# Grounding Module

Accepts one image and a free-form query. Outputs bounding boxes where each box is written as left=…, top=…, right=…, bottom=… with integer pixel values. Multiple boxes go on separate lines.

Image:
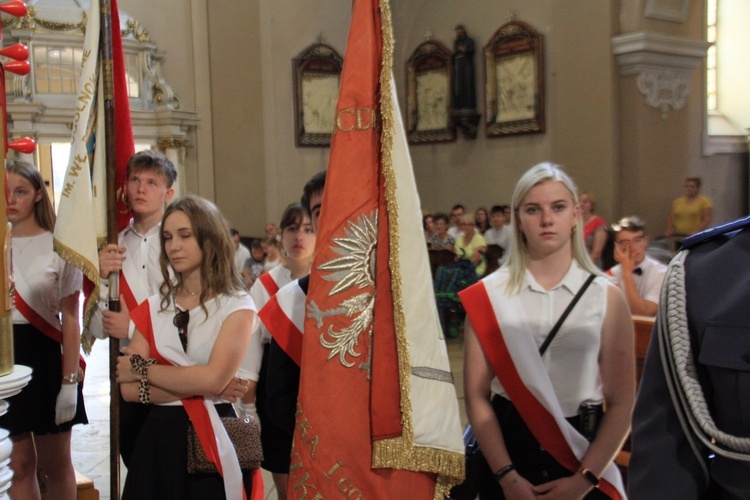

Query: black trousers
left=477, top=397, right=608, bottom=499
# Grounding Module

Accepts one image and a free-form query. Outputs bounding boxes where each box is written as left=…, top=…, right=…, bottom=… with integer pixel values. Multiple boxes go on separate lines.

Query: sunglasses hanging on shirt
left=172, top=294, right=190, bottom=352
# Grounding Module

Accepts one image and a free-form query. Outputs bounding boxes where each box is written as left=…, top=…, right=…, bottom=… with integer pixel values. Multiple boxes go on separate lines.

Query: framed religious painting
left=293, top=43, right=343, bottom=147
left=405, top=40, right=456, bottom=144
left=484, top=21, right=545, bottom=137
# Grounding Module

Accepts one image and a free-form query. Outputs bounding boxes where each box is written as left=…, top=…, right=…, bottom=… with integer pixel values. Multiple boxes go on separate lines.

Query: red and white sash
left=130, top=297, right=262, bottom=500
left=257, top=272, right=280, bottom=297
left=459, top=278, right=625, bottom=499
left=258, top=278, right=306, bottom=366
left=14, top=266, right=86, bottom=374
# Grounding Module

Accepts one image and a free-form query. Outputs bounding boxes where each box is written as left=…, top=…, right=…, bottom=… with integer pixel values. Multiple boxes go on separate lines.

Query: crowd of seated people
left=425, top=177, right=715, bottom=320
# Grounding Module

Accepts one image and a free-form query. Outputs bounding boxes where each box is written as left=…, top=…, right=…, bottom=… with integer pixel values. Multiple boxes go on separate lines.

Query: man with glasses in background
left=608, top=216, right=666, bottom=316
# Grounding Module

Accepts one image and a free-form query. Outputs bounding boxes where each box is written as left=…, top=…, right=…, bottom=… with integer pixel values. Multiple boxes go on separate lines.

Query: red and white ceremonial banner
left=289, top=0, right=464, bottom=498
left=54, top=0, right=133, bottom=346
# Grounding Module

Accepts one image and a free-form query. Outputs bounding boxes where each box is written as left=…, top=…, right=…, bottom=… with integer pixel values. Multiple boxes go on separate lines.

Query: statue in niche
left=452, top=24, right=476, bottom=111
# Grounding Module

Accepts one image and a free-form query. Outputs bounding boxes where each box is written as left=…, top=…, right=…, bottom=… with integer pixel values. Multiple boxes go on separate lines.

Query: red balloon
left=0, top=1, right=27, bottom=18
left=8, top=137, right=36, bottom=154
left=0, top=44, right=28, bottom=61
left=4, top=60, right=30, bottom=76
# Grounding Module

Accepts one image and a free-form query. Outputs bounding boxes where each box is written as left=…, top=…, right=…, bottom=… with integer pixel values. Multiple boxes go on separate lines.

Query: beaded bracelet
left=130, top=354, right=157, bottom=377
left=138, top=377, right=151, bottom=405
left=493, top=464, right=516, bottom=483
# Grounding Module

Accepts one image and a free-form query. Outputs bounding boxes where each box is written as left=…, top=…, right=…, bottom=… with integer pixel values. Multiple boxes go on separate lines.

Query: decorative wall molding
left=612, top=32, right=710, bottom=75
left=613, top=32, right=710, bottom=118
left=636, top=70, right=689, bottom=118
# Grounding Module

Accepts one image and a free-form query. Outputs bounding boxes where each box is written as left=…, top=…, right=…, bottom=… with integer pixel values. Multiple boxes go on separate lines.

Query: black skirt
left=476, top=396, right=609, bottom=499
left=0, top=324, right=87, bottom=436
left=259, top=339, right=299, bottom=474
left=122, top=404, right=254, bottom=500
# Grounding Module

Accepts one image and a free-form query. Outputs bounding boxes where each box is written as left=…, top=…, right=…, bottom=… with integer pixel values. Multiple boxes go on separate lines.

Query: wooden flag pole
left=99, top=0, right=121, bottom=498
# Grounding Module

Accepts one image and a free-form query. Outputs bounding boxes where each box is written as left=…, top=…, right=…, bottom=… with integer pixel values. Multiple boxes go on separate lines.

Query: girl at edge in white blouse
left=242, top=202, right=316, bottom=500
left=3, top=161, right=83, bottom=500
left=463, top=163, right=635, bottom=499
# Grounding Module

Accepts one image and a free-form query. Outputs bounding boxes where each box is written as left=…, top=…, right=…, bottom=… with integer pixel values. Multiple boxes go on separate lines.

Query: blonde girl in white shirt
left=463, top=163, right=634, bottom=500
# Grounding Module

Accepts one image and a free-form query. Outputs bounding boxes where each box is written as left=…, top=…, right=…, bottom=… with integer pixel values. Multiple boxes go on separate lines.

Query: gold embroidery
left=293, top=403, right=363, bottom=497
left=335, top=106, right=378, bottom=133
left=297, top=417, right=320, bottom=457
left=336, top=477, right=362, bottom=498
left=292, top=471, right=322, bottom=500
left=323, top=459, right=343, bottom=479
left=307, top=211, right=377, bottom=368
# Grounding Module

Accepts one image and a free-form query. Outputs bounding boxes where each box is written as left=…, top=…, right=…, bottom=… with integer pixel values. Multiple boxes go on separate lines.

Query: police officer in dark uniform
left=629, top=215, right=750, bottom=499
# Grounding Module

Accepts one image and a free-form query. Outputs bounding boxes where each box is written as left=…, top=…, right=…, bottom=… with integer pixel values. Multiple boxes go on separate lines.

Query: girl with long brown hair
left=117, top=195, right=260, bottom=499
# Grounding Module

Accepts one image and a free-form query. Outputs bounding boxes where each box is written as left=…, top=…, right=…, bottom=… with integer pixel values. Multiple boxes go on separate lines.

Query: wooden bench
left=75, top=470, right=99, bottom=500
left=616, top=315, right=655, bottom=475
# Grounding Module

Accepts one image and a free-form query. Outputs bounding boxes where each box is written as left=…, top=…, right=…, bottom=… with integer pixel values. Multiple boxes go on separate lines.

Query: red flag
left=289, top=1, right=464, bottom=497
left=110, top=0, right=134, bottom=232
left=53, top=0, right=133, bottom=345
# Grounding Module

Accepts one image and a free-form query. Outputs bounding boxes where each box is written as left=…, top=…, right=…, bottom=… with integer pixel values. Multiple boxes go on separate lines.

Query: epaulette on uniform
left=680, top=214, right=750, bottom=250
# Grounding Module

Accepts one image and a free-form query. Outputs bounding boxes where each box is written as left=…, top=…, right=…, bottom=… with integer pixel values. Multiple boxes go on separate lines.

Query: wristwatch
left=580, top=468, right=600, bottom=487
left=62, top=372, right=78, bottom=384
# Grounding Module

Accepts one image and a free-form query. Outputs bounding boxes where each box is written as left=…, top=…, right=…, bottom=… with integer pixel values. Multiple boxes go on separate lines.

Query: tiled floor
left=72, top=333, right=467, bottom=499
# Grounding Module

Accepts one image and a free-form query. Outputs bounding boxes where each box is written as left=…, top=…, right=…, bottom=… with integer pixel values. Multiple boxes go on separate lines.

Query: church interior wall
left=205, top=0, right=267, bottom=235
left=112, top=0, right=746, bottom=236
left=255, top=0, right=350, bottom=233
left=391, top=0, right=620, bottom=222
left=616, top=0, right=747, bottom=232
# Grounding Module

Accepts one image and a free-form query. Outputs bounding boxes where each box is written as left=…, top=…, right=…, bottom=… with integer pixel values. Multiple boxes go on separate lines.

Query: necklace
left=13, top=235, right=38, bottom=255
left=181, top=286, right=201, bottom=297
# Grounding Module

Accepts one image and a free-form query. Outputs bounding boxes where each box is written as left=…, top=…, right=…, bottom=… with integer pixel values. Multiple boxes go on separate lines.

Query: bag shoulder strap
left=538, top=273, right=596, bottom=356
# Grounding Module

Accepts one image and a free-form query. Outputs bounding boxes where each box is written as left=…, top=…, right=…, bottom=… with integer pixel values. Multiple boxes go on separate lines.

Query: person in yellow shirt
left=666, top=177, right=712, bottom=243
left=455, top=214, right=487, bottom=275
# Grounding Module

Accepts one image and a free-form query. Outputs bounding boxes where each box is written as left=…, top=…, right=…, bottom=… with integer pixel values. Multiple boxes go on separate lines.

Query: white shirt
left=245, top=265, right=292, bottom=381
left=12, top=232, right=82, bottom=324
left=91, top=221, right=164, bottom=342
left=488, top=263, right=607, bottom=416
left=484, top=225, right=511, bottom=266
left=263, top=257, right=281, bottom=273
left=609, top=255, right=667, bottom=306
left=234, top=243, right=251, bottom=274
left=142, top=292, right=258, bottom=406
left=447, top=225, right=463, bottom=240
left=484, top=225, right=510, bottom=250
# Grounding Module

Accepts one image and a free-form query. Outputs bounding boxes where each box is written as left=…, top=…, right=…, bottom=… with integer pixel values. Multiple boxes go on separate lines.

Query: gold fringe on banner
left=373, top=434, right=466, bottom=498
left=54, top=239, right=100, bottom=354
left=374, top=0, right=464, bottom=497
